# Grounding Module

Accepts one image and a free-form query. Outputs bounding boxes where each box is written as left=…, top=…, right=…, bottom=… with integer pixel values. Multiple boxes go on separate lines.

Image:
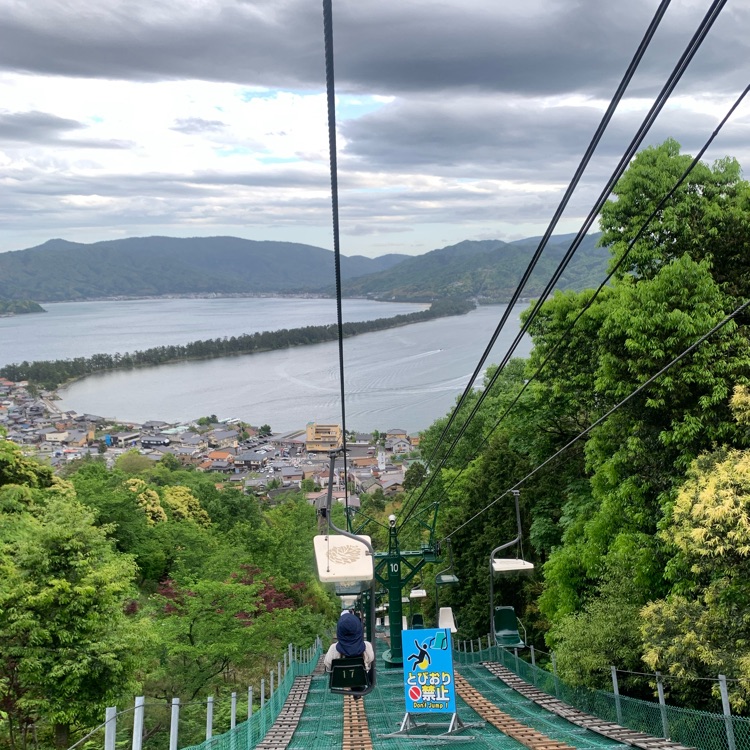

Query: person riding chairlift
left=324, top=610, right=374, bottom=673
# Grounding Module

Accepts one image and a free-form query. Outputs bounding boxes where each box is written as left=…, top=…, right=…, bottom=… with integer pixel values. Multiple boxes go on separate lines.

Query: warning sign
left=401, top=628, right=456, bottom=714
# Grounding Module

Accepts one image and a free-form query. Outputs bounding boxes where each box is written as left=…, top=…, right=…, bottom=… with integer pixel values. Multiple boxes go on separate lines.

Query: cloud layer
left=0, top=0, right=748, bottom=256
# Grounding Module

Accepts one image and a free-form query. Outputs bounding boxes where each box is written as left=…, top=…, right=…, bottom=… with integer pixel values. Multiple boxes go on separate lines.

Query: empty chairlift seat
left=438, top=606, right=457, bottom=633
left=411, top=613, right=425, bottom=629
left=494, top=605, right=524, bottom=648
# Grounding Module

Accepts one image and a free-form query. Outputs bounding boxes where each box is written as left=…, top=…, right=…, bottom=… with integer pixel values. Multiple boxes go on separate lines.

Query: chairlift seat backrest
left=438, top=606, right=457, bottom=633
left=412, top=613, right=424, bottom=629
left=314, top=534, right=373, bottom=583
left=494, top=605, right=524, bottom=648
left=329, top=656, right=369, bottom=694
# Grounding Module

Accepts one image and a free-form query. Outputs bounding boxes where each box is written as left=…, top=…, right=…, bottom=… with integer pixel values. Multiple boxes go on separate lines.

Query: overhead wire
left=434, top=82, right=750, bottom=504
left=322, top=0, right=350, bottom=509
left=442, top=296, right=750, bottom=542
left=400, top=0, right=729, bottom=530
left=418, top=0, right=674, bottom=478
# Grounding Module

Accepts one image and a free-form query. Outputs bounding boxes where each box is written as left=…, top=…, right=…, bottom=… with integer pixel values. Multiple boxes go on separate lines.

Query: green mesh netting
left=180, top=642, right=748, bottom=750
left=180, top=646, right=322, bottom=750
left=455, top=645, right=750, bottom=750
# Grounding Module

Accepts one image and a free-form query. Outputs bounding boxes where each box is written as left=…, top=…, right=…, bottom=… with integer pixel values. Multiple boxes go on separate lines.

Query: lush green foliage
left=0, top=440, right=336, bottom=749
left=419, top=140, right=750, bottom=711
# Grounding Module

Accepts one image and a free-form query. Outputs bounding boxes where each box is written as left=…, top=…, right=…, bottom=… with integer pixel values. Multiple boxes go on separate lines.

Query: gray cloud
left=171, top=118, right=227, bottom=134
left=0, top=1, right=746, bottom=97
left=0, top=1, right=748, bottom=255
left=0, top=110, right=84, bottom=141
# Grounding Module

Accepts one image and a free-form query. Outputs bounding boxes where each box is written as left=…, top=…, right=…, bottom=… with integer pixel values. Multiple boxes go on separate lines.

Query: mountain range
left=0, top=233, right=609, bottom=303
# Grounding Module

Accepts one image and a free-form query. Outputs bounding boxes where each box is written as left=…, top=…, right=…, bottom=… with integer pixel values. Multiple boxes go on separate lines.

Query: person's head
left=336, top=611, right=365, bottom=657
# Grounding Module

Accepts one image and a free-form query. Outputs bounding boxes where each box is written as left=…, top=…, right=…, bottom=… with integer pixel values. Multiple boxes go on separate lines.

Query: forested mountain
left=0, top=232, right=607, bottom=303
left=338, top=233, right=608, bottom=301
left=0, top=236, right=407, bottom=301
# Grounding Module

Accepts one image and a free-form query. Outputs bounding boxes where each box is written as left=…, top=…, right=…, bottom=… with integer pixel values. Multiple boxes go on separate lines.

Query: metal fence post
left=655, top=672, right=670, bottom=739
left=132, top=697, right=145, bottom=750
left=278, top=661, right=282, bottom=690
left=719, top=675, right=737, bottom=750
left=206, top=696, right=214, bottom=741
left=514, top=648, right=519, bottom=674
left=530, top=646, right=536, bottom=686
left=231, top=692, right=237, bottom=730
left=248, top=686, right=253, bottom=750
left=470, top=639, right=474, bottom=654
left=105, top=707, right=116, bottom=750
left=169, top=698, right=180, bottom=750
left=551, top=652, right=559, bottom=698
left=611, top=667, right=623, bottom=725
left=260, top=678, right=265, bottom=736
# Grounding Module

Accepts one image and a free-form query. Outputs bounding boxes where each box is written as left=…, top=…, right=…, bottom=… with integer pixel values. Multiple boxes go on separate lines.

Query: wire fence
left=80, top=640, right=323, bottom=750
left=454, top=641, right=749, bottom=750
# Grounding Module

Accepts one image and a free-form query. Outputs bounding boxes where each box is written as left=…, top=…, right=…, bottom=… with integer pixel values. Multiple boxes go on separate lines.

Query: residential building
left=305, top=422, right=342, bottom=453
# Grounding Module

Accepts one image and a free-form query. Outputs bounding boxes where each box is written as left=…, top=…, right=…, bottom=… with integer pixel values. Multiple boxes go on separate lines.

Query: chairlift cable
left=322, top=0, right=350, bottom=510
left=400, top=0, right=729, bottom=530
left=418, top=0, right=675, bottom=479
left=433, top=82, right=750, bottom=506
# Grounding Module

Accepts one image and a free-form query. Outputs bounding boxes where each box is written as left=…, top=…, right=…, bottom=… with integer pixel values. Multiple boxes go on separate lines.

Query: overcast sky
left=0, top=0, right=748, bottom=257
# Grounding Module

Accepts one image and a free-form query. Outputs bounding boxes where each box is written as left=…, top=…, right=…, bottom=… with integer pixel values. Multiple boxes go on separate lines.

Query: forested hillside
left=0, top=299, right=45, bottom=315
left=0, top=232, right=608, bottom=304
left=0, top=439, right=336, bottom=750
left=416, top=139, right=750, bottom=711
left=0, top=236, right=407, bottom=301
left=339, top=233, right=608, bottom=301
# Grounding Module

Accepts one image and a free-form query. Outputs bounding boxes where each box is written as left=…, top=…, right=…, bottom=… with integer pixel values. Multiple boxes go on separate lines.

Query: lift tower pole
left=371, top=507, right=439, bottom=668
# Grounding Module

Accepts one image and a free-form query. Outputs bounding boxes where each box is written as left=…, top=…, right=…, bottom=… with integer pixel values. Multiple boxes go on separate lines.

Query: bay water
left=0, top=298, right=531, bottom=433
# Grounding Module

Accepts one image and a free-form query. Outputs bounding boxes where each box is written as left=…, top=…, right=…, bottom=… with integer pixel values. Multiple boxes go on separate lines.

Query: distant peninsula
left=0, top=299, right=46, bottom=316
left=0, top=298, right=474, bottom=390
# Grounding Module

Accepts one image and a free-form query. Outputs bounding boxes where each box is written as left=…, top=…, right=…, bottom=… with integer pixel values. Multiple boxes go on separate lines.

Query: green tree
left=641, top=407, right=750, bottom=711
left=0, top=483, right=142, bottom=748
left=115, top=449, right=154, bottom=474
left=403, top=461, right=427, bottom=491
left=0, top=439, right=54, bottom=490
left=159, top=453, right=181, bottom=470
left=600, top=138, right=750, bottom=297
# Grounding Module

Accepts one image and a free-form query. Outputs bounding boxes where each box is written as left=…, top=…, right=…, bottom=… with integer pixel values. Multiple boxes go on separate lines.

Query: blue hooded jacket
left=335, top=612, right=365, bottom=657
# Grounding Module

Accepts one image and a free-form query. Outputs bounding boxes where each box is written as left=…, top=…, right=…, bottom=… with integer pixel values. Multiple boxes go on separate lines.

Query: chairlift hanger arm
left=373, top=554, right=426, bottom=588
left=490, top=489, right=524, bottom=561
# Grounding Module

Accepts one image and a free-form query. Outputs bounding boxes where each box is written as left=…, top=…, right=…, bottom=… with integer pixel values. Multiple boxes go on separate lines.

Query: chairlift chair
left=329, top=657, right=371, bottom=696
left=489, top=490, right=534, bottom=646
left=435, top=539, right=460, bottom=623
left=315, top=452, right=377, bottom=697
left=493, top=606, right=524, bottom=648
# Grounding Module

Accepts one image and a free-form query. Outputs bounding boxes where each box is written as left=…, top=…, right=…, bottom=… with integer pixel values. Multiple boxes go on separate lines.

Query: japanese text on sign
left=401, top=628, right=456, bottom=713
